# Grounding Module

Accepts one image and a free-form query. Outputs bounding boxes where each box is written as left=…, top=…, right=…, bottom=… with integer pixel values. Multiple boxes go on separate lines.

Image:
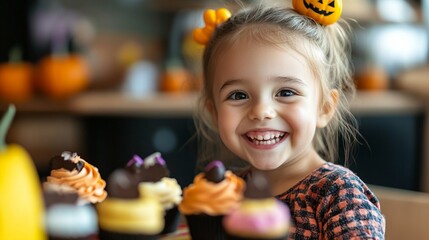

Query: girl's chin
left=247, top=160, right=285, bottom=171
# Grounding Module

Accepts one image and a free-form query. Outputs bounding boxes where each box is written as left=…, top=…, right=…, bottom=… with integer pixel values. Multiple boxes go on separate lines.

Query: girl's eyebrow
left=275, top=76, right=307, bottom=86
left=219, top=79, right=243, bottom=92
left=219, top=76, right=307, bottom=92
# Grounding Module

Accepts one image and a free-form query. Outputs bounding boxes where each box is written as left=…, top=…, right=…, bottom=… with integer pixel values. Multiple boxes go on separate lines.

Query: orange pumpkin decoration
left=160, top=67, right=192, bottom=92
left=0, top=48, right=34, bottom=103
left=37, top=54, right=89, bottom=100
left=0, top=62, right=34, bottom=103
left=354, top=67, right=389, bottom=91
left=292, top=0, right=342, bottom=25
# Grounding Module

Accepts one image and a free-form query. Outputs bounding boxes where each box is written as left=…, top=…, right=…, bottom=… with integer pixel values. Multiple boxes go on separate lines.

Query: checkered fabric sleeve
left=277, top=162, right=385, bottom=240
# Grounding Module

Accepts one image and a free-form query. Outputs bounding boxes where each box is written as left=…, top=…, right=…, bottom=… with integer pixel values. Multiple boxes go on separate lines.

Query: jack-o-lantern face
left=292, top=0, right=342, bottom=25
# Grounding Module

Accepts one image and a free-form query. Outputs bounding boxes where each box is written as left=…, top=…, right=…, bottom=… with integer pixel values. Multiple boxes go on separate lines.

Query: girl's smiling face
left=211, top=39, right=328, bottom=170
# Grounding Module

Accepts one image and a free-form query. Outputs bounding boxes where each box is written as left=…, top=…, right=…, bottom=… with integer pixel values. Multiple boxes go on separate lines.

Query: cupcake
left=96, top=166, right=164, bottom=240
left=179, top=160, right=245, bottom=240
left=43, top=183, right=98, bottom=240
left=134, top=153, right=183, bottom=234
left=223, top=172, right=291, bottom=240
left=44, top=151, right=107, bottom=205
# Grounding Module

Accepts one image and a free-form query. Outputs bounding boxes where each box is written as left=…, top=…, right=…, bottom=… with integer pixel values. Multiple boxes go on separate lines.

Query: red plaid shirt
left=276, top=162, right=385, bottom=239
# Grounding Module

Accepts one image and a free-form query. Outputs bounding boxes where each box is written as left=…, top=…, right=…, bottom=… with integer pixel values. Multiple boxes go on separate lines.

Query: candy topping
left=107, top=169, right=140, bottom=199
left=143, top=152, right=162, bottom=168
left=126, top=154, right=144, bottom=168
left=155, top=154, right=166, bottom=166
left=204, top=160, right=226, bottom=183
left=50, top=152, right=84, bottom=172
left=124, top=152, right=170, bottom=182
left=61, top=151, right=77, bottom=161
left=126, top=154, right=144, bottom=174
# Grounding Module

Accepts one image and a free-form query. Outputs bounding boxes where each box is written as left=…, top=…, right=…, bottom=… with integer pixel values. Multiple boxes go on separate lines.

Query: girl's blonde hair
left=194, top=5, right=358, bottom=170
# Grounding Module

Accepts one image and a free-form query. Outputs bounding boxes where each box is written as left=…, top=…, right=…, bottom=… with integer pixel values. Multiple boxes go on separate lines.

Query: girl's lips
left=244, top=130, right=288, bottom=147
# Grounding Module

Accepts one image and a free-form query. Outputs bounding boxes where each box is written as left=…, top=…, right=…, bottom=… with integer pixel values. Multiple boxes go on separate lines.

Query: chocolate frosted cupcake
left=44, top=151, right=107, bottom=205
left=43, top=183, right=98, bottom=240
left=135, top=152, right=183, bottom=235
left=96, top=166, right=164, bottom=240
left=179, top=160, right=245, bottom=240
left=223, top=172, right=291, bottom=240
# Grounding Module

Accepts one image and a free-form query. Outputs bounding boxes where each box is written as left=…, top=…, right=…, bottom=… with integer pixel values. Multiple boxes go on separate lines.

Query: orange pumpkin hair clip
left=193, top=8, right=232, bottom=45
left=292, top=0, right=342, bottom=25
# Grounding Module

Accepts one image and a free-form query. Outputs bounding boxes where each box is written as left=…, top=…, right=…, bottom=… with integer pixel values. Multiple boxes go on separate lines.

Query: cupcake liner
left=185, top=214, right=226, bottom=240
left=161, top=206, right=181, bottom=234
left=226, top=233, right=288, bottom=240
left=49, top=235, right=97, bottom=240
left=98, top=229, right=158, bottom=240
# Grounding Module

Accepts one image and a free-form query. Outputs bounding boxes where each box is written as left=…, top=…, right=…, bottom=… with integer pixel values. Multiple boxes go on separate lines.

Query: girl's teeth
left=253, top=137, right=282, bottom=145
left=246, top=132, right=286, bottom=145
left=263, top=134, right=271, bottom=140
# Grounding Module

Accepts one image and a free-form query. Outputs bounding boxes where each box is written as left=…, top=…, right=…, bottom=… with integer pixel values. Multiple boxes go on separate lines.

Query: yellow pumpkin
left=292, top=0, right=342, bottom=25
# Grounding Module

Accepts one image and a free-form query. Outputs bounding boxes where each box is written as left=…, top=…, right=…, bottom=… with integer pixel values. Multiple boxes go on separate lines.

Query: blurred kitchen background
left=1, top=0, right=429, bottom=192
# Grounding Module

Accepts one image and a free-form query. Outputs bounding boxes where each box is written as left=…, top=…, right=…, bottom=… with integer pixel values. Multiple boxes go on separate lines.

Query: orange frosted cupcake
left=179, top=160, right=245, bottom=240
left=44, top=151, right=107, bottom=205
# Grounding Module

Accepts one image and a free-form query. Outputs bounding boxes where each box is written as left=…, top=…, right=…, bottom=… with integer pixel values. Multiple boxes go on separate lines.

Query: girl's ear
left=317, top=89, right=339, bottom=128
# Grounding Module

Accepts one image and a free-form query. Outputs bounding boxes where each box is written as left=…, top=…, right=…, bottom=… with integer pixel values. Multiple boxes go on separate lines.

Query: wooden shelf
left=351, top=90, right=423, bottom=115
left=1, top=90, right=423, bottom=117
left=69, top=91, right=199, bottom=117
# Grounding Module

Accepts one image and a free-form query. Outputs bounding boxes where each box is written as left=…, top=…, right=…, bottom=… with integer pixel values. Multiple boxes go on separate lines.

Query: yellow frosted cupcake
left=135, top=152, right=182, bottom=234
left=96, top=167, right=164, bottom=240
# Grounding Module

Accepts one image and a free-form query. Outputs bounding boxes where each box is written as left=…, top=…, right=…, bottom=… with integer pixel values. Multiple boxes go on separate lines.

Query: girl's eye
left=276, top=89, right=296, bottom=97
left=227, top=91, right=248, bottom=100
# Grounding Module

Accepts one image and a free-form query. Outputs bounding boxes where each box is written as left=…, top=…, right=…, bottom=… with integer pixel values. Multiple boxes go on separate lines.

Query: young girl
left=193, top=2, right=385, bottom=239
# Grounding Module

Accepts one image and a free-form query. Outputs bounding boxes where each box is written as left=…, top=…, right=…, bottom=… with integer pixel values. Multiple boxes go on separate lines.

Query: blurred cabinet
left=83, top=116, right=197, bottom=188
left=341, top=114, right=423, bottom=191
left=341, top=91, right=424, bottom=191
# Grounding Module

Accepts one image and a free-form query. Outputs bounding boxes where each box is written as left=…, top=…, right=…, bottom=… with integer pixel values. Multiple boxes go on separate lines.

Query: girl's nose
left=248, top=100, right=277, bottom=121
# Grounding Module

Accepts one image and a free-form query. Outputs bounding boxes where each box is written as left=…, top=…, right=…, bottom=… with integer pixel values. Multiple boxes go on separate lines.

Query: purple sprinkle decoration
left=155, top=155, right=166, bottom=166
left=205, top=160, right=224, bottom=172
left=126, top=154, right=144, bottom=167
